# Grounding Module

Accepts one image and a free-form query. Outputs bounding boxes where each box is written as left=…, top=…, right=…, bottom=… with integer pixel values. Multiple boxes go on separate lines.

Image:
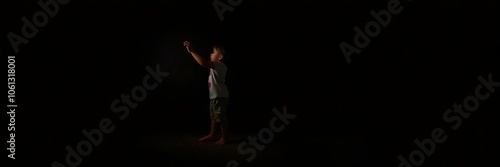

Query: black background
left=2, top=0, right=499, bottom=166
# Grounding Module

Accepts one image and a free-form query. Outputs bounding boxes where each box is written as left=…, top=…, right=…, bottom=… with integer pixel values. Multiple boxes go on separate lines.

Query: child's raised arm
left=183, top=41, right=214, bottom=69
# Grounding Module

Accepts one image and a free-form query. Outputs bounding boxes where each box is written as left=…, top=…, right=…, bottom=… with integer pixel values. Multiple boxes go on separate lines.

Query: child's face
left=210, top=47, right=223, bottom=62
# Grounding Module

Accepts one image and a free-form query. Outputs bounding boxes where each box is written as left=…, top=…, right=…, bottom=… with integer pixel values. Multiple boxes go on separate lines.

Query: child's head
left=210, top=43, right=227, bottom=62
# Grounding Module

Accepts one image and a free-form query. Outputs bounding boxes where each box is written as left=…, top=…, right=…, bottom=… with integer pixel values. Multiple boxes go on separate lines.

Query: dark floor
left=84, top=132, right=373, bottom=167
left=76, top=116, right=498, bottom=167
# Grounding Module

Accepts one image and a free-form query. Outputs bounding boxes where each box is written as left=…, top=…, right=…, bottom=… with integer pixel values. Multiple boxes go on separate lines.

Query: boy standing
left=183, top=41, right=229, bottom=145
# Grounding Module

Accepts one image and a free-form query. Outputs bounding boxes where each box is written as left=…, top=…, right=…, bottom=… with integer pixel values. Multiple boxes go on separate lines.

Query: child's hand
left=183, top=41, right=194, bottom=53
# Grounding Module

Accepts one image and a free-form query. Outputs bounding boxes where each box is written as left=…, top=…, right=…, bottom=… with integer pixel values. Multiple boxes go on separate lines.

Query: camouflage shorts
left=209, top=98, right=228, bottom=123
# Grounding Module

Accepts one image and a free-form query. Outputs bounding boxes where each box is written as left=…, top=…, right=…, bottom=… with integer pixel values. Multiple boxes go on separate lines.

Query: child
left=183, top=40, right=229, bottom=145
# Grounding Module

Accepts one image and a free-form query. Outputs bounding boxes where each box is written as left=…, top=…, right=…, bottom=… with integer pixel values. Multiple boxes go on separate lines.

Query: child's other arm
left=183, top=41, right=214, bottom=69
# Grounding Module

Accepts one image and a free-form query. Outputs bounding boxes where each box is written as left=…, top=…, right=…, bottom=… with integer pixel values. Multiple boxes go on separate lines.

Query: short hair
left=212, top=42, right=228, bottom=59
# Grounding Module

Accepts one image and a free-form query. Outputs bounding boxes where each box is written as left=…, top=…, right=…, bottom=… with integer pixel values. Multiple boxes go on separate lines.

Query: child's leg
left=199, top=99, right=219, bottom=142
left=215, top=122, right=227, bottom=145
left=198, top=120, right=216, bottom=142
left=215, top=98, right=229, bottom=145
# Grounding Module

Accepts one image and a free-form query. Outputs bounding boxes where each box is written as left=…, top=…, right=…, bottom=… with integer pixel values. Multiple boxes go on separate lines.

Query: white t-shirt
left=209, top=61, right=229, bottom=99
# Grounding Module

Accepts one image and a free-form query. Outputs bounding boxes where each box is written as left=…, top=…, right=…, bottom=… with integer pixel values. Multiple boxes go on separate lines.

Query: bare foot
left=198, top=134, right=215, bottom=142
left=215, top=138, right=226, bottom=145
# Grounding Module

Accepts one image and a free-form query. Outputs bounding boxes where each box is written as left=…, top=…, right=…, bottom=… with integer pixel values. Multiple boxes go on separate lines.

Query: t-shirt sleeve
left=212, top=61, right=227, bottom=72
